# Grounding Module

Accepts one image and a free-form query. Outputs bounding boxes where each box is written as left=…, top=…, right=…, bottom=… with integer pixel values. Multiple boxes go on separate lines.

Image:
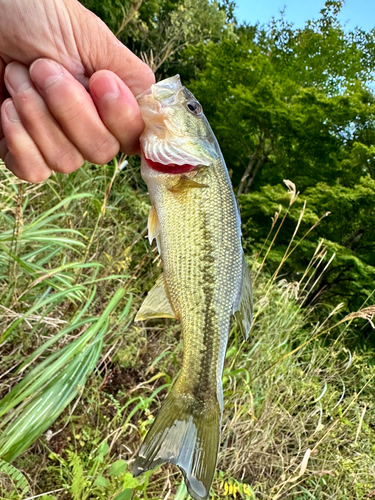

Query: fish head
left=137, top=75, right=218, bottom=173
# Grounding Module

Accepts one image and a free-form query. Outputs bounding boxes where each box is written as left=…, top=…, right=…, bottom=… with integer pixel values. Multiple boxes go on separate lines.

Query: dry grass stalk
left=255, top=205, right=282, bottom=262
left=283, top=179, right=299, bottom=206
left=343, top=305, right=375, bottom=328
left=255, top=179, right=298, bottom=280
left=279, top=279, right=300, bottom=300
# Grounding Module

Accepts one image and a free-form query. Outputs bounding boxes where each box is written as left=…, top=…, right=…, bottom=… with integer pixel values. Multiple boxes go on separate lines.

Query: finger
left=4, top=62, right=85, bottom=174
left=30, top=58, right=120, bottom=165
left=72, top=1, right=155, bottom=96
left=89, top=70, right=144, bottom=156
left=0, top=57, right=7, bottom=140
left=0, top=136, right=8, bottom=161
left=1, top=99, right=51, bottom=182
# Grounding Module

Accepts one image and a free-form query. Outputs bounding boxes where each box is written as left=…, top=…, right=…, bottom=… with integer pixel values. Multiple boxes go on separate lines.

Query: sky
left=234, top=0, right=375, bottom=32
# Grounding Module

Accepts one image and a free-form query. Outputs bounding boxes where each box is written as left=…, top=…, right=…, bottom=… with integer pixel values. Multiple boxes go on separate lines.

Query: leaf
left=94, top=475, right=109, bottom=487
left=113, top=489, right=133, bottom=500
left=122, top=472, right=140, bottom=489
left=108, top=459, right=128, bottom=477
left=0, top=289, right=127, bottom=461
left=0, top=458, right=30, bottom=495
left=97, top=441, right=110, bottom=456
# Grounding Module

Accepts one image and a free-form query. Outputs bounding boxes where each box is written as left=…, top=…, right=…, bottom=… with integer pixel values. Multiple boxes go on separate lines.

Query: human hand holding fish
left=0, top=0, right=154, bottom=183
left=133, top=76, right=253, bottom=500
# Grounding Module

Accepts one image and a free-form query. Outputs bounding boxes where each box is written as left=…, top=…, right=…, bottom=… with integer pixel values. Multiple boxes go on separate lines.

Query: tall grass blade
left=0, top=288, right=126, bottom=462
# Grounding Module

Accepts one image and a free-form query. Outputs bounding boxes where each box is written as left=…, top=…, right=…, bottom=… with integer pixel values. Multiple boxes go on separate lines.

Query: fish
left=132, top=75, right=253, bottom=500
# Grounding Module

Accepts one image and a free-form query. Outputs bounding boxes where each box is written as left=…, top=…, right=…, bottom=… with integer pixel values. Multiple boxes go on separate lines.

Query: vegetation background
left=0, top=0, right=374, bottom=499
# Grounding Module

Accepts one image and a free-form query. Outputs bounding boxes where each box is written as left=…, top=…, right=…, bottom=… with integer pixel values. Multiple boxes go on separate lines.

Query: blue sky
left=234, top=0, right=375, bottom=31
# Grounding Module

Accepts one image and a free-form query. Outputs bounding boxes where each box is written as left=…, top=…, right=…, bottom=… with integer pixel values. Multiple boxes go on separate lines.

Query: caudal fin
left=133, top=389, right=221, bottom=500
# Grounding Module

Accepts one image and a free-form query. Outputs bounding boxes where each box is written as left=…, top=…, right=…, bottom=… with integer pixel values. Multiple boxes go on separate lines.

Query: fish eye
left=186, top=100, right=202, bottom=116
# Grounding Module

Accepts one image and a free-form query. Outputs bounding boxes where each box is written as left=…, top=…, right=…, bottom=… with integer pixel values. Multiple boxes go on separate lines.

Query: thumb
left=70, top=0, right=155, bottom=96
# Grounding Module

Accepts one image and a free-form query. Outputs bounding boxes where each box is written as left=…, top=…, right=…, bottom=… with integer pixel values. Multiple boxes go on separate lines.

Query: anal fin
left=232, top=253, right=253, bottom=339
left=135, top=274, right=176, bottom=321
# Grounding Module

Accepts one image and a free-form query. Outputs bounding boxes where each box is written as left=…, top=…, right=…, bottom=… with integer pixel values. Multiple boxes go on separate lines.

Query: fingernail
left=30, top=59, right=63, bottom=89
left=5, top=63, right=31, bottom=93
left=91, top=75, right=120, bottom=101
left=5, top=101, right=20, bottom=122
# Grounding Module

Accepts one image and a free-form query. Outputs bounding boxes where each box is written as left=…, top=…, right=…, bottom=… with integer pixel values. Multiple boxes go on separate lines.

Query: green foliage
left=0, top=459, right=30, bottom=497
left=80, top=0, right=129, bottom=33
left=240, top=177, right=375, bottom=314
left=80, top=0, right=233, bottom=73
left=0, top=289, right=129, bottom=462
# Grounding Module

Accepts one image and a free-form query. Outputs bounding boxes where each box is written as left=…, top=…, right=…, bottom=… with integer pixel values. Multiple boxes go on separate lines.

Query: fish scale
left=148, top=160, right=240, bottom=397
left=133, top=75, right=253, bottom=500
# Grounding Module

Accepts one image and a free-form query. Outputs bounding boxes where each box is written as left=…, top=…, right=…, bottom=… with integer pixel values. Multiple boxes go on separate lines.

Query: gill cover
left=137, top=75, right=218, bottom=168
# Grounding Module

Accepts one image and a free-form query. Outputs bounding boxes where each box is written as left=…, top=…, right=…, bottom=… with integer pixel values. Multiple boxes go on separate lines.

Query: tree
left=183, top=2, right=375, bottom=314
left=80, top=0, right=234, bottom=74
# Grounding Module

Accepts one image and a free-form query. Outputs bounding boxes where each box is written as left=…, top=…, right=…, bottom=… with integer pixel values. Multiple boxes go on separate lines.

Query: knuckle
left=86, top=135, right=119, bottom=165
left=9, top=149, right=51, bottom=183
left=48, top=95, right=83, bottom=125
left=48, top=148, right=85, bottom=174
left=14, top=162, right=51, bottom=183
left=40, top=143, right=84, bottom=175
left=58, top=96, right=88, bottom=124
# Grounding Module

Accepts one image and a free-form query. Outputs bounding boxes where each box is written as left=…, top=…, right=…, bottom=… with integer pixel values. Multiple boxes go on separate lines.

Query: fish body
left=133, top=76, right=253, bottom=500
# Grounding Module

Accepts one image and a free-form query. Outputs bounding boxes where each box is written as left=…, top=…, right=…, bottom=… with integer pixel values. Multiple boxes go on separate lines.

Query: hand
left=0, top=0, right=155, bottom=182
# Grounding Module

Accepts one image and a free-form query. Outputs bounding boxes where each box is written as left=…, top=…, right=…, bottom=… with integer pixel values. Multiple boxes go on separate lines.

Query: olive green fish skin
left=142, top=155, right=242, bottom=409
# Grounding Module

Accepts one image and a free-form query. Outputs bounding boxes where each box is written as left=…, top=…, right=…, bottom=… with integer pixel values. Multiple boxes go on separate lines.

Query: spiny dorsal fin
left=232, top=253, right=253, bottom=339
left=169, top=175, right=208, bottom=193
left=135, top=274, right=176, bottom=321
left=147, top=205, right=160, bottom=245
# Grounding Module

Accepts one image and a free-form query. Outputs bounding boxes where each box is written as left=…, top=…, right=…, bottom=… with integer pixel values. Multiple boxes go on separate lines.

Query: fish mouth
left=144, top=155, right=198, bottom=174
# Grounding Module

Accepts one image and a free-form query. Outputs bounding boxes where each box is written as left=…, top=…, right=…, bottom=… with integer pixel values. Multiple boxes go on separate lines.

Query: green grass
left=0, top=161, right=374, bottom=500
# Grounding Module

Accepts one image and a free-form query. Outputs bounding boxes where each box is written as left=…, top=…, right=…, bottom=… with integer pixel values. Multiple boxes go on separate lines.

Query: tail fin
left=133, top=388, right=221, bottom=500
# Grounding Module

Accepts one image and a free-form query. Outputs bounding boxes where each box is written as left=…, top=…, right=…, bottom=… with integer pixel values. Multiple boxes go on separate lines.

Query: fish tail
left=133, top=387, right=221, bottom=500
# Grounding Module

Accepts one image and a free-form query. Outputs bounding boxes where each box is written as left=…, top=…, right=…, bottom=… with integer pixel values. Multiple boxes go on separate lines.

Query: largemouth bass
left=133, top=75, right=253, bottom=500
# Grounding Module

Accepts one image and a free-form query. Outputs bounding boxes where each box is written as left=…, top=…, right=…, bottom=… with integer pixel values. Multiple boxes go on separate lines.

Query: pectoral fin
left=169, top=175, right=208, bottom=193
left=135, top=274, right=176, bottom=321
left=232, top=253, right=253, bottom=339
left=147, top=205, right=160, bottom=245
